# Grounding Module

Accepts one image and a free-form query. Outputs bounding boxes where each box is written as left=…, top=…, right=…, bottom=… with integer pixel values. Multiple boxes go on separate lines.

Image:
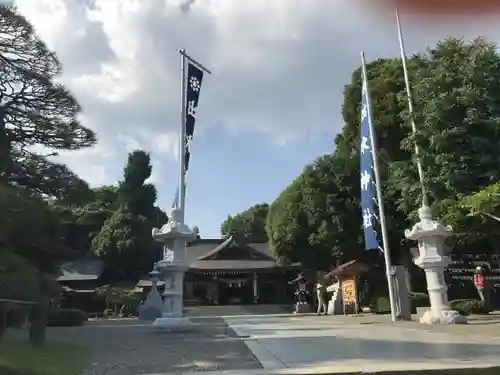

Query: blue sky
left=177, top=127, right=335, bottom=237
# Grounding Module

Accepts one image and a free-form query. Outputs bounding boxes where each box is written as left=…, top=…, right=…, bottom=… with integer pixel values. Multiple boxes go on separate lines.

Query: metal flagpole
left=179, top=49, right=212, bottom=75
left=178, top=49, right=188, bottom=224
left=361, top=52, right=398, bottom=323
left=395, top=7, right=429, bottom=207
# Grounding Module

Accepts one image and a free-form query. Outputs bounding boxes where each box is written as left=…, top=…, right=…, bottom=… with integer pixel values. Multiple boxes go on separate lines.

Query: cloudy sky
left=12, top=0, right=500, bottom=237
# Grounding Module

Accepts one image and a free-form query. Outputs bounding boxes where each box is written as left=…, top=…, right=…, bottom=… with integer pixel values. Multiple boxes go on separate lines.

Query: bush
left=47, top=308, right=88, bottom=327
left=369, top=296, right=391, bottom=314
left=0, top=251, right=41, bottom=302
left=409, top=292, right=430, bottom=311
left=449, top=299, right=492, bottom=316
left=369, top=292, right=430, bottom=315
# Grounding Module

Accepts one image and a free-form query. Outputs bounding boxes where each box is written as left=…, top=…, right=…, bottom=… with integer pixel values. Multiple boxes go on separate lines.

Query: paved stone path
left=217, top=312, right=500, bottom=374
left=47, top=317, right=261, bottom=375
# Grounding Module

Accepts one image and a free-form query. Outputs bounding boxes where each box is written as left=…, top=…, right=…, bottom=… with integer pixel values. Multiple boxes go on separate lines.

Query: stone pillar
left=252, top=275, right=259, bottom=304
left=151, top=207, right=197, bottom=330
left=405, top=206, right=466, bottom=325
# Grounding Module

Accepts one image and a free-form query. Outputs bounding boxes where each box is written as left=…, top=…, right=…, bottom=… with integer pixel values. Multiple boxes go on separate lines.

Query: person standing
left=474, top=266, right=490, bottom=309
left=316, top=282, right=327, bottom=315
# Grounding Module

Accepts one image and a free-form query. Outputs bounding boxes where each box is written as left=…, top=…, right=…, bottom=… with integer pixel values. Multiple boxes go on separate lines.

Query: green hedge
left=409, top=292, right=430, bottom=310
left=369, top=292, right=430, bottom=314
left=370, top=296, right=492, bottom=316
left=369, top=296, right=391, bottom=314
left=47, top=309, right=88, bottom=327
left=449, top=299, right=492, bottom=316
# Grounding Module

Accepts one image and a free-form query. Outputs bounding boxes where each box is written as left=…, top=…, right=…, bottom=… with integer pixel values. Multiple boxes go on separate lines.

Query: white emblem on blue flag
left=184, top=61, right=204, bottom=173
left=360, top=80, right=379, bottom=250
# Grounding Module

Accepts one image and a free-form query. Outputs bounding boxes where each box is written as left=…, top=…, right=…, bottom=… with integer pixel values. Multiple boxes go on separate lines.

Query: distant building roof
left=185, top=235, right=287, bottom=271
left=327, top=260, right=370, bottom=279
left=137, top=236, right=295, bottom=287
left=56, top=259, right=105, bottom=282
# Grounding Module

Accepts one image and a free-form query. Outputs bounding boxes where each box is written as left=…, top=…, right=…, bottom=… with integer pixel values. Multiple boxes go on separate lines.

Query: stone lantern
left=138, top=263, right=163, bottom=321
left=151, top=207, right=197, bottom=330
left=405, top=206, right=466, bottom=324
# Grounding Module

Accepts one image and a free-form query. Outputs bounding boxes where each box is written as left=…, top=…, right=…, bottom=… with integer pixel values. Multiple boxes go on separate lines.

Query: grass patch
left=0, top=339, right=88, bottom=375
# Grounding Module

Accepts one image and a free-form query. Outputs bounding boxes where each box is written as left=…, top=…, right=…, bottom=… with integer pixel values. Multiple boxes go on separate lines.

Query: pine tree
left=0, top=5, right=96, bottom=196
left=92, top=151, right=163, bottom=281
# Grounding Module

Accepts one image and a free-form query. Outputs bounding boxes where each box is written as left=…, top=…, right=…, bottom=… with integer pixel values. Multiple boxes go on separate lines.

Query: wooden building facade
left=138, top=235, right=300, bottom=305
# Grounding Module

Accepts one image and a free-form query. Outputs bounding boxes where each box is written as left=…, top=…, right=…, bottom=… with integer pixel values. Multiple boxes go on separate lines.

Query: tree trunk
left=29, top=300, right=48, bottom=345
left=0, top=106, right=12, bottom=182
left=0, top=305, right=7, bottom=338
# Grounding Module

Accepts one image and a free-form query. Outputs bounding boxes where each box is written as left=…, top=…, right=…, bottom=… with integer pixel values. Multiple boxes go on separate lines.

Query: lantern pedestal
left=405, top=206, right=466, bottom=325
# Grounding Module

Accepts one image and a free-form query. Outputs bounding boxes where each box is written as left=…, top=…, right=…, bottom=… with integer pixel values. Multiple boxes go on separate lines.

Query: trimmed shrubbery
left=369, top=292, right=430, bottom=314
left=370, top=294, right=493, bottom=316
left=409, top=292, right=430, bottom=310
left=47, top=308, right=88, bottom=327
left=369, top=296, right=391, bottom=314
left=449, top=298, right=492, bottom=316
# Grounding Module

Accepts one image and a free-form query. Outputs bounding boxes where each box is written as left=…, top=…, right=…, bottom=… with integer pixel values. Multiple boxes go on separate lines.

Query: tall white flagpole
left=178, top=49, right=188, bottom=224
left=361, top=52, right=398, bottom=323
left=395, top=7, right=428, bottom=207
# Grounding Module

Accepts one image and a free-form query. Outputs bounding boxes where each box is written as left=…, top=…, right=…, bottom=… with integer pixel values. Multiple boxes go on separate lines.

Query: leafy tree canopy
left=0, top=185, right=69, bottom=273
left=439, top=183, right=500, bottom=253
left=221, top=203, right=269, bottom=242
left=391, top=38, right=500, bottom=215
left=267, top=37, right=500, bottom=270
left=266, top=154, right=364, bottom=270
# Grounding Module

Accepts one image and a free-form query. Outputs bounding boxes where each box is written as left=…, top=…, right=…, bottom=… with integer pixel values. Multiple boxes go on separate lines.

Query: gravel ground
left=8, top=317, right=262, bottom=375
left=4, top=305, right=292, bottom=375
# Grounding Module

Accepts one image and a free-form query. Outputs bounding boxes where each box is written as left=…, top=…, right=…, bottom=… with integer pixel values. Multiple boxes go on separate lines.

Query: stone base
left=293, top=302, right=311, bottom=314
left=138, top=304, right=162, bottom=321
left=152, top=316, right=194, bottom=331
left=419, top=309, right=467, bottom=325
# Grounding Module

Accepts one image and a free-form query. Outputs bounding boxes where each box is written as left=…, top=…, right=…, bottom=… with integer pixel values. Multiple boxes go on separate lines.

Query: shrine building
left=138, top=234, right=300, bottom=305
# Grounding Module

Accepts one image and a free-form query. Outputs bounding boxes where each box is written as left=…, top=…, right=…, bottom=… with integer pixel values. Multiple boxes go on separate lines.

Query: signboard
left=341, top=277, right=358, bottom=315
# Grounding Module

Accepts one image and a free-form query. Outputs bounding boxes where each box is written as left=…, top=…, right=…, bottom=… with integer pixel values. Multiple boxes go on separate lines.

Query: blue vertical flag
left=360, top=79, right=379, bottom=250
left=184, top=61, right=204, bottom=173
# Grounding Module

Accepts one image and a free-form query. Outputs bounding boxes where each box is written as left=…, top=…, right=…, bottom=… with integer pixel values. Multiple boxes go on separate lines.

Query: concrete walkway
left=215, top=313, right=500, bottom=374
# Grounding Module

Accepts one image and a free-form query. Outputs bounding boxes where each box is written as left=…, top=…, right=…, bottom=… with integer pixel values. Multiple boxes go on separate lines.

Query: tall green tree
left=0, top=5, right=96, bottom=197
left=267, top=37, right=500, bottom=273
left=391, top=38, right=500, bottom=215
left=266, top=154, right=363, bottom=270
left=92, top=151, right=163, bottom=281
left=266, top=57, right=414, bottom=269
left=335, top=57, right=419, bottom=264
left=50, top=185, right=119, bottom=257
left=221, top=203, right=269, bottom=242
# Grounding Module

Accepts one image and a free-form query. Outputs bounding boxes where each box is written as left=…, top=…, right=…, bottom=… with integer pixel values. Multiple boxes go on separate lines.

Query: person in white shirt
left=316, top=282, right=327, bottom=315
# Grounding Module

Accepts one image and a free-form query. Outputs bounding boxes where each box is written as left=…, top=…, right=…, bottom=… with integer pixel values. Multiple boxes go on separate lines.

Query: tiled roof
left=185, top=236, right=280, bottom=270
left=56, top=259, right=105, bottom=281
left=190, top=259, right=278, bottom=270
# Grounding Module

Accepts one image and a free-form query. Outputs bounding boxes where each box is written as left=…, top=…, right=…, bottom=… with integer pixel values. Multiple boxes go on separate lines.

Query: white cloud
left=11, top=0, right=500, bottom=187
